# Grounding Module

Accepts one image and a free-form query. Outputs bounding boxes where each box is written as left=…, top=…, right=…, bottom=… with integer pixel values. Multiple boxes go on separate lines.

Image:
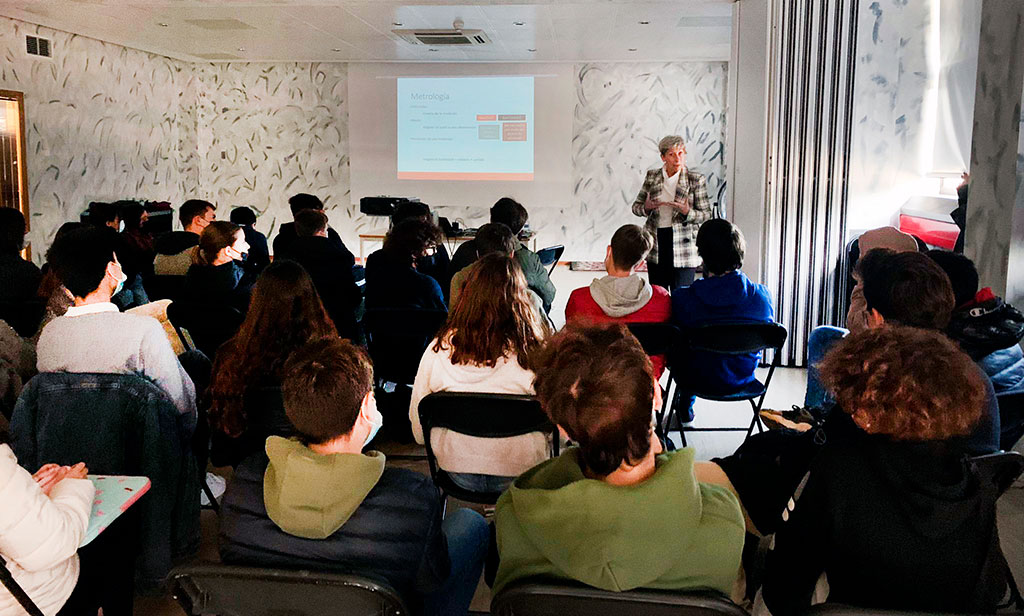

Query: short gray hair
left=658, top=135, right=686, bottom=156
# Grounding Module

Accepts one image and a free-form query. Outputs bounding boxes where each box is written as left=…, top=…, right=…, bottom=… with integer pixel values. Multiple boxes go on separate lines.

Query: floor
left=143, top=264, right=1024, bottom=614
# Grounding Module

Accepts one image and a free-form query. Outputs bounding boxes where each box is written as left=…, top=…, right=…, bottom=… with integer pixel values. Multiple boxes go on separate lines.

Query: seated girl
left=364, top=218, right=446, bottom=313
left=206, top=260, right=338, bottom=467
left=409, top=253, right=552, bottom=493
left=756, top=325, right=1013, bottom=614
left=183, top=221, right=253, bottom=312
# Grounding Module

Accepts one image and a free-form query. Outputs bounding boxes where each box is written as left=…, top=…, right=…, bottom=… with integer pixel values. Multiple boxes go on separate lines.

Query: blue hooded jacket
left=671, top=270, right=774, bottom=391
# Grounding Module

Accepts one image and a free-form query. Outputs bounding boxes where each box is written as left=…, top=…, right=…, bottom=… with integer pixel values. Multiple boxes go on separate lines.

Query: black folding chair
left=418, top=392, right=559, bottom=507
left=168, top=564, right=407, bottom=616
left=664, top=322, right=788, bottom=447
left=363, top=308, right=447, bottom=386
left=167, top=301, right=244, bottom=360
left=972, top=450, right=1024, bottom=497
left=492, top=579, right=747, bottom=616
left=536, top=245, right=565, bottom=276
left=626, top=323, right=680, bottom=442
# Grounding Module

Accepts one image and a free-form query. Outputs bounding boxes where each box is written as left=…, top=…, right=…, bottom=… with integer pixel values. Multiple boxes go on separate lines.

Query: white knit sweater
left=0, top=445, right=94, bottom=616
left=409, top=338, right=549, bottom=477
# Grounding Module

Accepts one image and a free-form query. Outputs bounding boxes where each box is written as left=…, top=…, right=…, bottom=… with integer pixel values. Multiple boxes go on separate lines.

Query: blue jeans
left=448, top=472, right=516, bottom=493
left=804, top=326, right=847, bottom=408
left=423, top=508, right=488, bottom=616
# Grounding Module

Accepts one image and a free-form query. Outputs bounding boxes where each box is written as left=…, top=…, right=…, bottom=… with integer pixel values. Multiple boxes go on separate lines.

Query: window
left=0, top=90, right=30, bottom=256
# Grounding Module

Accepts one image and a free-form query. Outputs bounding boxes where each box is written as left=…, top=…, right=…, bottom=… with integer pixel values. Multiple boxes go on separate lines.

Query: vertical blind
left=763, top=0, right=860, bottom=365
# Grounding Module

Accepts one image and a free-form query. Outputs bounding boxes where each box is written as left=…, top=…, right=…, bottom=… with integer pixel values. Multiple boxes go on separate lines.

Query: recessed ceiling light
left=237, top=47, right=245, bottom=51
left=527, top=48, right=536, bottom=52
left=331, top=48, right=342, bottom=52
left=392, top=22, right=403, bottom=27
left=628, top=48, right=637, bottom=52
left=638, top=20, right=650, bottom=25
left=513, top=21, right=525, bottom=26
left=157, top=22, right=169, bottom=27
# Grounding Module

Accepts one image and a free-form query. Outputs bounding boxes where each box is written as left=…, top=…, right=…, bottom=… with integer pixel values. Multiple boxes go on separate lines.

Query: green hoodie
left=493, top=447, right=744, bottom=596
left=263, top=436, right=386, bottom=540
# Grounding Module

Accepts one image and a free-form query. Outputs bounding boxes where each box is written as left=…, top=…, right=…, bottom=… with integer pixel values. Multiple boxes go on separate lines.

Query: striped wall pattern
left=763, top=0, right=860, bottom=366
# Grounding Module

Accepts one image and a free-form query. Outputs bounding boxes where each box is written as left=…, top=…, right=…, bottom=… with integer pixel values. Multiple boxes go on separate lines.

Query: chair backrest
left=144, top=274, right=187, bottom=302
left=680, top=322, right=788, bottom=356
left=0, top=299, right=46, bottom=338
left=363, top=308, right=447, bottom=384
left=491, top=581, right=747, bottom=616
left=10, top=372, right=199, bottom=585
left=804, top=604, right=990, bottom=616
left=971, top=450, right=1024, bottom=497
left=169, top=564, right=407, bottom=616
left=167, top=300, right=244, bottom=359
left=626, top=322, right=680, bottom=358
left=536, top=245, right=565, bottom=276
left=995, top=390, right=1024, bottom=451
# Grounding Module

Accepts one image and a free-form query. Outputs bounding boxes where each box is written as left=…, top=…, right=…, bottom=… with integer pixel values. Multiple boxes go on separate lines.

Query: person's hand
left=644, top=195, right=660, bottom=212
left=672, top=197, right=691, bottom=216
left=33, top=463, right=88, bottom=496
left=64, top=462, right=88, bottom=481
left=959, top=171, right=970, bottom=188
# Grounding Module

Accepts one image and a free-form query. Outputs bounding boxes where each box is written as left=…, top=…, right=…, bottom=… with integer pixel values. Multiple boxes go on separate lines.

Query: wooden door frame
left=0, top=90, right=31, bottom=258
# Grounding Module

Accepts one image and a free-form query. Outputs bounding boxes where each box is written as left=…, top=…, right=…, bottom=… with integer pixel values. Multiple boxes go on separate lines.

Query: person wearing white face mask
left=219, top=338, right=489, bottom=616
left=36, top=227, right=197, bottom=421
left=182, top=221, right=254, bottom=313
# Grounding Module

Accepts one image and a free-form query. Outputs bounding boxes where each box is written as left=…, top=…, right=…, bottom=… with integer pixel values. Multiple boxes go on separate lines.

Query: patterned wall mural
left=0, top=17, right=192, bottom=261
left=1, top=15, right=728, bottom=262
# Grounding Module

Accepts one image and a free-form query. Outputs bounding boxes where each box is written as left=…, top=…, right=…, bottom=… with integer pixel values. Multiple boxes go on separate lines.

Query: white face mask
left=363, top=401, right=384, bottom=449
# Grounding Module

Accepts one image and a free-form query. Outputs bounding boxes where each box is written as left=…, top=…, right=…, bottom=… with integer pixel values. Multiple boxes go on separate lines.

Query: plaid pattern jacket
left=631, top=167, right=714, bottom=268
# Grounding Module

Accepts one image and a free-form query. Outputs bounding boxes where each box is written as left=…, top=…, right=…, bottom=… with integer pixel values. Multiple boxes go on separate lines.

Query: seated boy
left=153, top=199, right=216, bottom=276
left=219, top=338, right=487, bottom=615
left=37, top=227, right=196, bottom=423
left=494, top=323, right=744, bottom=597
left=565, top=224, right=671, bottom=374
left=671, top=219, right=773, bottom=420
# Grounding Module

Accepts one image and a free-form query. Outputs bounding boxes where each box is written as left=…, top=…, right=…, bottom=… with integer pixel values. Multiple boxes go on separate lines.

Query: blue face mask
left=112, top=267, right=127, bottom=297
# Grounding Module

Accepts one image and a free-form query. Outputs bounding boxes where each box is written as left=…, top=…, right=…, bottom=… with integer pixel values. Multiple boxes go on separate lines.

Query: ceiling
left=0, top=1, right=735, bottom=63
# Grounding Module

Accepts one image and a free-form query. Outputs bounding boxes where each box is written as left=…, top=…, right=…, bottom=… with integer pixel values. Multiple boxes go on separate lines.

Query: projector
left=359, top=196, right=419, bottom=216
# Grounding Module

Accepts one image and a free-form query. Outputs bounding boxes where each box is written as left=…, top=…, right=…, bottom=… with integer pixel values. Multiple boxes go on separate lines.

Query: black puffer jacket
left=947, top=292, right=1024, bottom=361
left=219, top=452, right=450, bottom=612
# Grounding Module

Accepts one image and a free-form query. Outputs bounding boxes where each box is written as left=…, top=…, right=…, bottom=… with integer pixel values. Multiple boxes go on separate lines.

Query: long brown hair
left=193, top=221, right=241, bottom=266
left=207, top=260, right=338, bottom=436
left=434, top=253, right=550, bottom=369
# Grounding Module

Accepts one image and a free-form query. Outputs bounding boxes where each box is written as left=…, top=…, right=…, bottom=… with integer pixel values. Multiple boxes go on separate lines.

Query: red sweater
left=565, top=285, right=672, bottom=376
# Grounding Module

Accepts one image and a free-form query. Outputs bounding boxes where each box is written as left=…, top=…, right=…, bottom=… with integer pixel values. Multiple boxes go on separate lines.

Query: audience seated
left=449, top=223, right=547, bottom=319
left=758, top=326, right=1012, bottom=615
left=364, top=218, right=447, bottom=312
left=272, top=193, right=352, bottom=262
left=448, top=198, right=556, bottom=312
left=0, top=319, right=35, bottom=419
left=182, top=221, right=254, bottom=313
left=0, top=208, right=42, bottom=304
left=219, top=338, right=488, bottom=616
left=95, top=201, right=150, bottom=310
left=805, top=226, right=920, bottom=407
left=154, top=199, right=216, bottom=276
left=410, top=253, right=552, bottom=493
left=37, top=226, right=197, bottom=421
left=927, top=249, right=1024, bottom=395
left=229, top=206, right=270, bottom=279
left=288, top=209, right=361, bottom=342
left=0, top=425, right=94, bottom=616
left=565, top=224, right=671, bottom=375
left=493, top=322, right=744, bottom=596
left=392, top=200, right=452, bottom=294
left=207, top=260, right=339, bottom=467
left=803, top=250, right=1001, bottom=454
left=671, top=219, right=773, bottom=420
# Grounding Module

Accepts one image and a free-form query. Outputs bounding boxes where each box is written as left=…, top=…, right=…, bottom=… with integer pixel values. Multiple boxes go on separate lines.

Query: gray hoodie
left=588, top=275, right=654, bottom=318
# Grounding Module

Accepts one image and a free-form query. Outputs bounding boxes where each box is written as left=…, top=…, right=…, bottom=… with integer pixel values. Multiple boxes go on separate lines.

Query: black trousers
left=56, top=513, right=137, bottom=616
left=647, top=228, right=696, bottom=291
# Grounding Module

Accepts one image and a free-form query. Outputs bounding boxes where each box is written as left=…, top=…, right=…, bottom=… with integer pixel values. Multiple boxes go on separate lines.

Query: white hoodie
left=0, top=445, right=94, bottom=616
left=409, top=339, right=549, bottom=477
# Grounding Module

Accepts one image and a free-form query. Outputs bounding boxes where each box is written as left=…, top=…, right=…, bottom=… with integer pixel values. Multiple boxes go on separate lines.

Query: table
left=358, top=230, right=537, bottom=261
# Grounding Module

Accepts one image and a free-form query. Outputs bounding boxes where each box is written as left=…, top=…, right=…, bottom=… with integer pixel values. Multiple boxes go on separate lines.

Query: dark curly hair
left=382, top=218, right=442, bottom=264
left=532, top=323, right=654, bottom=476
left=207, top=260, right=338, bottom=437
left=820, top=325, right=985, bottom=441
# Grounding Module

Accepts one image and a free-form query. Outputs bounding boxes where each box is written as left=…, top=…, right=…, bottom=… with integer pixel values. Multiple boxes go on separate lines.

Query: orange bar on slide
left=476, top=114, right=497, bottom=121
left=398, top=171, right=534, bottom=181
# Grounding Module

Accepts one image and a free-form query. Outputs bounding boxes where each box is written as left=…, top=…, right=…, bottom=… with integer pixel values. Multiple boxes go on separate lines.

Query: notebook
left=81, top=475, right=151, bottom=547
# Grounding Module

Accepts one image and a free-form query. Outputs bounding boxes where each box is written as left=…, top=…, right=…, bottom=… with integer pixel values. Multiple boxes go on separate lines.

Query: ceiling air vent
left=26, top=35, right=52, bottom=58
left=394, top=22, right=491, bottom=46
